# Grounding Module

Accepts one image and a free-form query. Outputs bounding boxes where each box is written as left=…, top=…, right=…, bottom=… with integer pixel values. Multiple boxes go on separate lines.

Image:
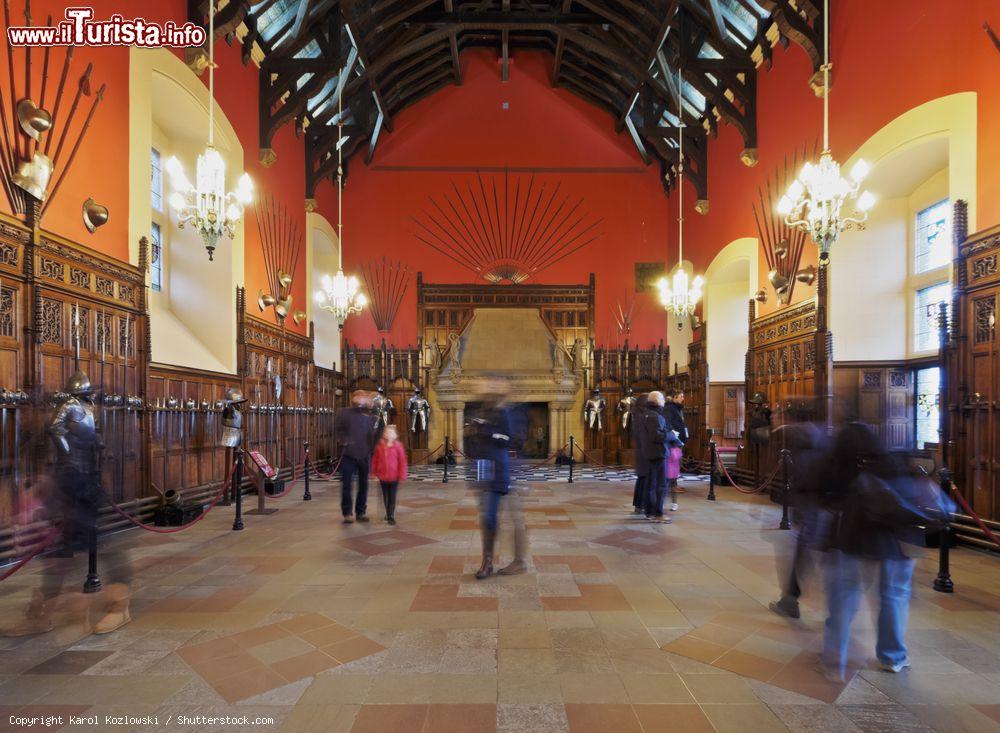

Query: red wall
left=678, top=0, right=1000, bottom=315
left=0, top=0, right=308, bottom=334
left=315, top=50, right=674, bottom=349
left=4, top=2, right=999, bottom=346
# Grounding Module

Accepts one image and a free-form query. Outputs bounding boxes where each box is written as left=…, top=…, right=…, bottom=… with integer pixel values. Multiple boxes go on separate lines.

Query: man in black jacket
left=641, top=391, right=672, bottom=523
left=336, top=391, right=380, bottom=523
left=630, top=393, right=649, bottom=516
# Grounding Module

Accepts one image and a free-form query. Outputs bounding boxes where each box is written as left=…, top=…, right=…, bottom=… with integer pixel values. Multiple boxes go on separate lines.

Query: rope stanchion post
left=933, top=468, right=955, bottom=594
left=83, top=521, right=101, bottom=593
left=779, top=448, right=791, bottom=530
left=568, top=435, right=575, bottom=484
left=232, top=449, right=245, bottom=531
left=707, top=432, right=717, bottom=502
left=302, top=440, right=312, bottom=501
left=443, top=435, right=450, bottom=483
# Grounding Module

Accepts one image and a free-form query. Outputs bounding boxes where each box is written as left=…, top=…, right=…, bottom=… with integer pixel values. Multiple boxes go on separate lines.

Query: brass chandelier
left=657, top=68, right=704, bottom=326
left=776, top=0, right=875, bottom=265
left=314, top=90, right=366, bottom=327
left=165, top=0, right=253, bottom=261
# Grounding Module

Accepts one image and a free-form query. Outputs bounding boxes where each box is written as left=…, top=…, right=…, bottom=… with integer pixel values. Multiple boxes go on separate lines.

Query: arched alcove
left=704, top=237, right=758, bottom=382
left=128, top=47, right=246, bottom=374
left=307, top=211, right=341, bottom=370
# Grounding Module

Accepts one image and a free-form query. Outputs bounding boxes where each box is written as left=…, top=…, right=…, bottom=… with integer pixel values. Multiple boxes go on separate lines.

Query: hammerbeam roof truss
left=192, top=0, right=823, bottom=202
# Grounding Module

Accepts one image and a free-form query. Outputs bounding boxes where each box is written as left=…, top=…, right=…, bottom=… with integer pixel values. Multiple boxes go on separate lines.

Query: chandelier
left=657, top=68, right=704, bottom=326
left=777, top=0, right=874, bottom=265
left=314, top=91, right=366, bottom=327
left=165, top=0, right=253, bottom=261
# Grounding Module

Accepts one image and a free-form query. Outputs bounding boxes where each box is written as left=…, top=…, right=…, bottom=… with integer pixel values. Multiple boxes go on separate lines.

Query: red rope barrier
left=715, top=453, right=783, bottom=495
left=950, top=486, right=1000, bottom=549
left=0, top=529, right=59, bottom=583
left=102, top=458, right=238, bottom=534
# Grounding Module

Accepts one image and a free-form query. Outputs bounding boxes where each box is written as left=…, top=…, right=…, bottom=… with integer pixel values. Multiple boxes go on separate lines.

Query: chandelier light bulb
left=857, top=190, right=876, bottom=212
left=849, top=159, right=870, bottom=183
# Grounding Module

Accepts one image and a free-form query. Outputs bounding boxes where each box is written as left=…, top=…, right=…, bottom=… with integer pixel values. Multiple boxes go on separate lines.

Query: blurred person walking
left=821, top=423, right=919, bottom=680
left=336, top=391, right=381, bottom=524
left=641, top=392, right=680, bottom=523
left=630, top=392, right=649, bottom=516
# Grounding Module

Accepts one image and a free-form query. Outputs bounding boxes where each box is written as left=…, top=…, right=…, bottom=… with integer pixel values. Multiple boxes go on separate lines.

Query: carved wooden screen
left=684, top=332, right=709, bottom=463
left=33, top=230, right=148, bottom=505
left=946, top=202, right=1000, bottom=520
left=741, top=266, right=832, bottom=476
left=238, top=297, right=317, bottom=472
left=416, top=275, right=595, bottom=361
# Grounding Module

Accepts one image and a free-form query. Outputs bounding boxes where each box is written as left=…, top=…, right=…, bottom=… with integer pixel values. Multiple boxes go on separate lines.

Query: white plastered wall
left=830, top=93, right=976, bottom=362
left=128, top=47, right=246, bottom=374
left=704, top=237, right=758, bottom=382
left=307, top=211, right=342, bottom=370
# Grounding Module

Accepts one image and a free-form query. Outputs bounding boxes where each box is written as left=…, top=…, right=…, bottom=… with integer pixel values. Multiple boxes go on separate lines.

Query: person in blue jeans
left=336, top=391, right=382, bottom=523
left=820, top=423, right=914, bottom=680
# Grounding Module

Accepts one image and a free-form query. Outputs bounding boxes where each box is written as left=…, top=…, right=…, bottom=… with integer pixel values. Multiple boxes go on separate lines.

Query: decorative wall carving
left=39, top=258, right=65, bottom=281
left=70, top=267, right=91, bottom=289
left=0, top=286, right=15, bottom=338
left=972, top=253, right=998, bottom=280
left=39, top=298, right=62, bottom=344
left=96, top=277, right=114, bottom=297
left=974, top=296, right=996, bottom=345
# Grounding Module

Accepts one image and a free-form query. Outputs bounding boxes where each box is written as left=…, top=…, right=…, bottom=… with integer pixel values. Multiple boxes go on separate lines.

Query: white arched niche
left=307, top=211, right=342, bottom=371
left=128, top=47, right=246, bottom=374
left=831, top=93, right=976, bottom=362
left=704, top=237, right=758, bottom=381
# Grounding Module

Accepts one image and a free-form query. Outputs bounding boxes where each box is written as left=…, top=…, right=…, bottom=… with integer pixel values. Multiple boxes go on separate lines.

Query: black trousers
left=340, top=455, right=369, bottom=517
left=380, top=481, right=398, bottom=519
left=632, top=475, right=646, bottom=512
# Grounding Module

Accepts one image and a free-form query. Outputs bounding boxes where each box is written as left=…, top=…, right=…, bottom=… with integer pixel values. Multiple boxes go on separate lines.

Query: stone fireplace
left=427, top=308, right=584, bottom=456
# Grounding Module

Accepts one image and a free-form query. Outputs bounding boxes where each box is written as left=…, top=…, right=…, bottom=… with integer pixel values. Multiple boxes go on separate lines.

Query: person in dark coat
left=820, top=423, right=915, bottom=680
left=641, top=391, right=680, bottom=523
left=630, top=393, right=649, bottom=515
left=336, top=391, right=380, bottom=523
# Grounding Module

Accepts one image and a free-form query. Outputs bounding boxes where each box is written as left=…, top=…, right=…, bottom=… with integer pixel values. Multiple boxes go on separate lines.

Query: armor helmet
left=749, top=391, right=767, bottom=405
left=225, top=386, right=247, bottom=405
left=592, top=388, right=601, bottom=396
left=377, top=386, right=385, bottom=394
left=414, top=387, right=422, bottom=395
left=626, top=388, right=634, bottom=396
left=64, top=370, right=93, bottom=397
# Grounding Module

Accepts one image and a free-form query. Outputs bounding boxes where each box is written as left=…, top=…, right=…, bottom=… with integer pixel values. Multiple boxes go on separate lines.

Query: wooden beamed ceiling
left=190, top=0, right=822, bottom=201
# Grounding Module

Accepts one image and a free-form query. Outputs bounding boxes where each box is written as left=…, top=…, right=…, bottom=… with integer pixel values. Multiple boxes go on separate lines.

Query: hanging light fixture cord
left=677, top=66, right=683, bottom=269
left=337, top=84, right=343, bottom=270
left=822, top=0, right=829, bottom=151
left=208, top=0, right=214, bottom=147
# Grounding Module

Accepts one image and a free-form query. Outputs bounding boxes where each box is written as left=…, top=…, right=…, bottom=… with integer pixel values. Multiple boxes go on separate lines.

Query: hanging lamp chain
left=208, top=0, right=214, bottom=147
left=337, top=80, right=343, bottom=269
left=677, top=66, right=683, bottom=266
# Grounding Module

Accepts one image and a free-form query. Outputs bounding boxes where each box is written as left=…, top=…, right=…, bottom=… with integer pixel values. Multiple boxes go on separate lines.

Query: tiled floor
left=2, top=472, right=1000, bottom=732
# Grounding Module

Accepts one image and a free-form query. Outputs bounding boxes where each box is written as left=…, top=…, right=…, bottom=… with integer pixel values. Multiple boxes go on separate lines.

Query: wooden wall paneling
left=31, top=229, right=148, bottom=506
left=685, top=331, right=709, bottom=463
left=741, top=275, right=830, bottom=479
left=947, top=201, right=1000, bottom=520
left=0, top=217, right=29, bottom=526
left=708, top=382, right=744, bottom=448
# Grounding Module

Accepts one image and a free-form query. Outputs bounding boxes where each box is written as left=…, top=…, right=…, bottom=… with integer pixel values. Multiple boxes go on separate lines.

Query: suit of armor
left=47, top=370, right=101, bottom=548
left=373, top=388, right=394, bottom=430
left=617, top=390, right=636, bottom=431
left=584, top=390, right=607, bottom=431
left=221, top=387, right=246, bottom=448
left=406, top=389, right=431, bottom=434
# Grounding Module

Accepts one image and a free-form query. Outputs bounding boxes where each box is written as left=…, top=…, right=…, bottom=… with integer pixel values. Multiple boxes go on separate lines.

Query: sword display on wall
left=0, top=0, right=106, bottom=221
left=410, top=171, right=604, bottom=285
left=360, top=256, right=410, bottom=333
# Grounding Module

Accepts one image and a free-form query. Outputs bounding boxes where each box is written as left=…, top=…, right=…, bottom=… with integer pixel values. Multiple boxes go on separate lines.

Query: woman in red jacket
left=371, top=425, right=407, bottom=524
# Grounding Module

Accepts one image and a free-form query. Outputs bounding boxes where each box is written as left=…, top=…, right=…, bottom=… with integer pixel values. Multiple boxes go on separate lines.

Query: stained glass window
left=915, top=367, right=940, bottom=449
left=914, top=282, right=950, bottom=353
left=151, top=147, right=163, bottom=212
left=150, top=222, right=162, bottom=292
left=914, top=199, right=949, bottom=274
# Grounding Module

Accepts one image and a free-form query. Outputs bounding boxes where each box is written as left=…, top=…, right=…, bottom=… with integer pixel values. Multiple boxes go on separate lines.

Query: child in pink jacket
left=371, top=425, right=407, bottom=524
